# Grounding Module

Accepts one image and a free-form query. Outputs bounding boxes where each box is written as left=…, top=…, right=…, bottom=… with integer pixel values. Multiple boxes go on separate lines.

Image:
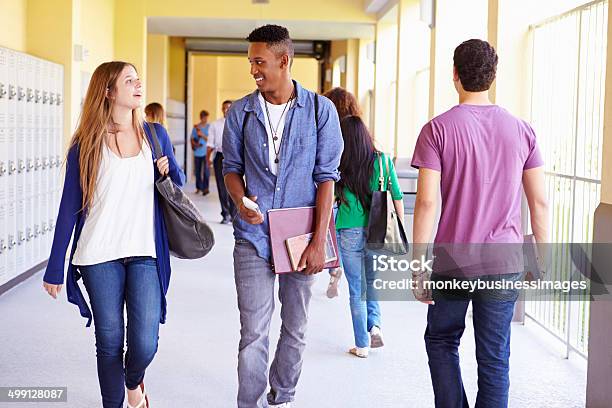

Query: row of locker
left=0, top=46, right=64, bottom=287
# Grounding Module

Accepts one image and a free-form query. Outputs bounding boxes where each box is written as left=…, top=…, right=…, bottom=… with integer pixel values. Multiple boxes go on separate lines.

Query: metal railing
left=527, top=0, right=608, bottom=358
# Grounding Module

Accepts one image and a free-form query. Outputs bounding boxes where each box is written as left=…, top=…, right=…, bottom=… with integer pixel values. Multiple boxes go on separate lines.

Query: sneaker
left=370, top=326, right=384, bottom=348
left=326, top=267, right=343, bottom=298
left=348, top=346, right=369, bottom=358
left=220, top=216, right=232, bottom=224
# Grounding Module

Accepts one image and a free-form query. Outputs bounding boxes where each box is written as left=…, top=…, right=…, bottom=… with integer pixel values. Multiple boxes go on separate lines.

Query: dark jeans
left=194, top=155, right=210, bottom=191
left=80, top=257, right=161, bottom=408
left=213, top=152, right=236, bottom=218
left=425, top=276, right=519, bottom=408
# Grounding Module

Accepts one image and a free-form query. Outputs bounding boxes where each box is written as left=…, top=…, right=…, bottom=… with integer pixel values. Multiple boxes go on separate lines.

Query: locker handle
left=43, top=91, right=49, bottom=104
left=26, top=228, right=33, bottom=241
left=8, top=85, right=17, bottom=100
left=0, top=240, right=6, bottom=253
left=18, top=231, right=26, bottom=244
left=18, top=159, right=25, bottom=173
left=27, top=159, right=34, bottom=171
left=0, top=83, right=6, bottom=99
left=56, top=94, right=62, bottom=105
left=35, top=158, right=42, bottom=170
left=34, top=90, right=41, bottom=103
left=8, top=161, right=16, bottom=175
left=26, top=88, right=34, bottom=102
left=0, top=161, right=6, bottom=176
left=42, top=158, right=49, bottom=169
left=17, top=86, right=25, bottom=101
left=49, top=92, right=56, bottom=105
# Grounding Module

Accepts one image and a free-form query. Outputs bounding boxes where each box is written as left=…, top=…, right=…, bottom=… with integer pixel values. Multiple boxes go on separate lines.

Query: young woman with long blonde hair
left=43, top=61, right=185, bottom=408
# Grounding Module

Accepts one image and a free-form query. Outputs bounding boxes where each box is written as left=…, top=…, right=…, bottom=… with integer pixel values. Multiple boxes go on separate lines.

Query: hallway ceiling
left=147, top=17, right=375, bottom=41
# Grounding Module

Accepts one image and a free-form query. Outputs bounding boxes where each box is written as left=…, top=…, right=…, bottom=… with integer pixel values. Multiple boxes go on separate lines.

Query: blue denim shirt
left=222, top=81, right=343, bottom=261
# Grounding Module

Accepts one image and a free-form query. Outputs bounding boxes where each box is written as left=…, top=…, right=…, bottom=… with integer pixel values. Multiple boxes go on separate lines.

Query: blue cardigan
left=43, top=123, right=186, bottom=327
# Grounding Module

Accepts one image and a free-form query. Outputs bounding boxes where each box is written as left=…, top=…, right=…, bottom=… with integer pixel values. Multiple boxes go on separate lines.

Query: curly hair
left=247, top=24, right=294, bottom=60
left=323, top=87, right=362, bottom=120
left=453, top=39, right=498, bottom=92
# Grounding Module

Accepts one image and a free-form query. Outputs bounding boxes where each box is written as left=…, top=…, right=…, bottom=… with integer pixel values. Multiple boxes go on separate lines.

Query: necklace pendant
left=274, top=158, right=279, bottom=164
left=273, top=136, right=279, bottom=141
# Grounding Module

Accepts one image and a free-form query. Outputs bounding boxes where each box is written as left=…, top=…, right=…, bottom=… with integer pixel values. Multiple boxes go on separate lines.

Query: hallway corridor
left=0, top=184, right=587, bottom=407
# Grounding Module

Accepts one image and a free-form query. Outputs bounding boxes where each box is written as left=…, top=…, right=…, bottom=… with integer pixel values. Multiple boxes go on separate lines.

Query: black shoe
left=201, top=189, right=210, bottom=196
left=221, top=216, right=232, bottom=224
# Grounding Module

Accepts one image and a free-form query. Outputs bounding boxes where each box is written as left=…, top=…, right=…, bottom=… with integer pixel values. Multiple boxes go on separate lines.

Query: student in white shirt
left=207, top=100, right=235, bottom=223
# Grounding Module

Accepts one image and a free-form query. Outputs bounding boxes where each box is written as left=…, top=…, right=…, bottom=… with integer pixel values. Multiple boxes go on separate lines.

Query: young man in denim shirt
left=222, top=25, right=343, bottom=408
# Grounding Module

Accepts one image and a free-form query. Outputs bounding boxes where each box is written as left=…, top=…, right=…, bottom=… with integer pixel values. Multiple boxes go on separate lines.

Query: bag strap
left=377, top=152, right=385, bottom=192
left=385, top=154, right=392, bottom=191
left=146, top=122, right=163, bottom=160
left=241, top=91, right=320, bottom=146
left=314, top=93, right=319, bottom=131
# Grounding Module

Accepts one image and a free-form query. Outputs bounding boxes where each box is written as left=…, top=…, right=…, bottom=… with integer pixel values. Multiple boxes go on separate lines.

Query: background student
left=322, top=87, right=363, bottom=298
left=335, top=115, right=404, bottom=358
left=191, top=110, right=210, bottom=195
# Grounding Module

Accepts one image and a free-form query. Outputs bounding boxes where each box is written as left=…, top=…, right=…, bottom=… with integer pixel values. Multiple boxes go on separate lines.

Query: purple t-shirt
left=411, top=104, right=543, bottom=244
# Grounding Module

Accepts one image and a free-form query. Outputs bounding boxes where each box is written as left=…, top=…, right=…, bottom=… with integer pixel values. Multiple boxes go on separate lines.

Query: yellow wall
left=429, top=0, right=489, bottom=117
left=146, top=34, right=169, bottom=106
left=192, top=55, right=218, bottom=125
left=26, top=0, right=75, bottom=147
left=374, top=6, right=399, bottom=154
left=191, top=54, right=319, bottom=125
left=168, top=37, right=186, bottom=101
left=395, top=0, right=430, bottom=158
left=113, top=0, right=146, bottom=82
left=0, top=0, right=27, bottom=51
left=80, top=0, right=114, bottom=74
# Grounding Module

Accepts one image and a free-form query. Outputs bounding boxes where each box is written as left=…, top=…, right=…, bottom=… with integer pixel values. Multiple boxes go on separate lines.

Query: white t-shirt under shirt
left=258, top=92, right=294, bottom=176
left=72, top=139, right=156, bottom=266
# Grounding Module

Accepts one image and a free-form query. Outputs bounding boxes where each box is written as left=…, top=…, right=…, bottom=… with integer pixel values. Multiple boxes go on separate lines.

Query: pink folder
left=268, top=206, right=340, bottom=274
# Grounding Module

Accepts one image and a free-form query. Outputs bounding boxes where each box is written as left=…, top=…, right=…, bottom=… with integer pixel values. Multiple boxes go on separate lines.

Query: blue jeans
left=425, top=283, right=518, bottom=408
left=80, top=257, right=162, bottom=408
left=233, top=240, right=315, bottom=407
left=337, top=227, right=381, bottom=348
left=194, top=155, right=210, bottom=191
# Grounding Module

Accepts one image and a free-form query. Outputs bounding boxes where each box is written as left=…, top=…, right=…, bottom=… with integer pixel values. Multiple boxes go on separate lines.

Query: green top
left=335, top=152, right=404, bottom=229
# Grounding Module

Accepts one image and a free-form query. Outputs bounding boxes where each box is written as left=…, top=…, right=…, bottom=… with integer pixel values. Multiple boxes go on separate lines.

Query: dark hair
left=222, top=100, right=233, bottom=105
left=323, top=87, right=361, bottom=120
left=337, top=116, right=378, bottom=211
left=247, top=24, right=295, bottom=62
left=199, top=110, right=209, bottom=119
left=453, top=39, right=498, bottom=92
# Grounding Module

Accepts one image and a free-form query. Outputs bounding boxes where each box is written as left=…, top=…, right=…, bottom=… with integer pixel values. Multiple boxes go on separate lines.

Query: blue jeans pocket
left=339, top=228, right=365, bottom=252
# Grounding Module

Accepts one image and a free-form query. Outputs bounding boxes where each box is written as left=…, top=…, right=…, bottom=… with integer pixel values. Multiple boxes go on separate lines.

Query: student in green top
left=336, top=115, right=404, bottom=358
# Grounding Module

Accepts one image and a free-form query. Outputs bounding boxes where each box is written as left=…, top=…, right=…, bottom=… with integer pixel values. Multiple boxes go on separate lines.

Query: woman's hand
left=156, top=156, right=169, bottom=175
left=43, top=282, right=63, bottom=299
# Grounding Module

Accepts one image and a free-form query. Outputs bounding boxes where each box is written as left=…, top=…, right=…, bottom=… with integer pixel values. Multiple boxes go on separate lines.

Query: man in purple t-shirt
left=411, top=39, right=549, bottom=407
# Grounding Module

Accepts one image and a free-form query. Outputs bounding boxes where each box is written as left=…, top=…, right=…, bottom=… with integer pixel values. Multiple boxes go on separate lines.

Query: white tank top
left=72, top=139, right=156, bottom=266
